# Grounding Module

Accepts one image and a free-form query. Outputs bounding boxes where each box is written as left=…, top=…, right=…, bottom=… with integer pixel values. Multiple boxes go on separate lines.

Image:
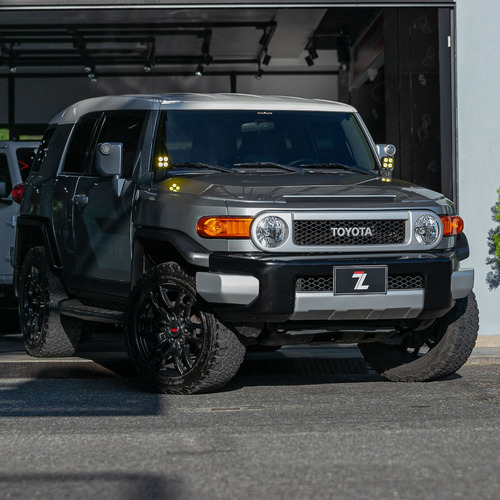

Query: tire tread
left=359, top=292, right=479, bottom=382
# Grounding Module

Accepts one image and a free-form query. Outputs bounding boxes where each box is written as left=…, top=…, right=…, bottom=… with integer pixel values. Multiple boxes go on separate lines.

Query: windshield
left=154, top=110, right=378, bottom=173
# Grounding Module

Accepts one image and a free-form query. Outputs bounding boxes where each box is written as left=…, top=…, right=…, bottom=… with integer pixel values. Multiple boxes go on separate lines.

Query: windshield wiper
left=171, top=162, right=232, bottom=173
left=298, top=162, right=374, bottom=175
left=233, top=162, right=303, bottom=173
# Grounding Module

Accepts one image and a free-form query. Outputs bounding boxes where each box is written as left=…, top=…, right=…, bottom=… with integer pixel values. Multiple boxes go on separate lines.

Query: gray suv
left=14, top=94, right=478, bottom=394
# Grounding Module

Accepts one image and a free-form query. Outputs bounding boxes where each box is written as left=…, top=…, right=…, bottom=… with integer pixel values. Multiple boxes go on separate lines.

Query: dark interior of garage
left=0, top=4, right=455, bottom=200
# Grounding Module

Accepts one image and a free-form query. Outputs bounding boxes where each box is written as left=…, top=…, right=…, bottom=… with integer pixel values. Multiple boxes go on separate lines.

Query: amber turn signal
left=440, top=215, right=464, bottom=236
left=197, top=217, right=253, bottom=238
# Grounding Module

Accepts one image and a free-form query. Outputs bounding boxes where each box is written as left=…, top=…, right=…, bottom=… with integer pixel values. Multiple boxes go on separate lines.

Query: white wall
left=456, top=0, right=500, bottom=335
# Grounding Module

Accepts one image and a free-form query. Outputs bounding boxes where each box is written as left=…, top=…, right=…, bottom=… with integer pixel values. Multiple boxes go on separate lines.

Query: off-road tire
left=359, top=292, right=479, bottom=382
left=125, top=262, right=246, bottom=394
left=19, top=246, right=81, bottom=357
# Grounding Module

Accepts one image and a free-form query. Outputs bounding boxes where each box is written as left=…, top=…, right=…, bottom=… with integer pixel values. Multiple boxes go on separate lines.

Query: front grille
left=294, top=219, right=406, bottom=246
left=296, top=273, right=424, bottom=292
left=297, top=276, right=334, bottom=292
left=387, top=274, right=424, bottom=290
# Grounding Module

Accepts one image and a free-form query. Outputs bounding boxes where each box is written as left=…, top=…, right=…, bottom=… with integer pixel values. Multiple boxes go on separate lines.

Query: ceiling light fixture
left=308, top=46, right=318, bottom=60
left=195, top=64, right=204, bottom=77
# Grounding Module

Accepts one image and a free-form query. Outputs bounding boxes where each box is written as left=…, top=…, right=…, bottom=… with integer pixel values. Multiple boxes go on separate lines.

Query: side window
left=16, top=147, right=38, bottom=182
left=62, top=114, right=100, bottom=174
left=31, top=127, right=55, bottom=174
left=91, top=111, right=147, bottom=178
left=0, top=153, right=12, bottom=197
left=32, top=124, right=73, bottom=177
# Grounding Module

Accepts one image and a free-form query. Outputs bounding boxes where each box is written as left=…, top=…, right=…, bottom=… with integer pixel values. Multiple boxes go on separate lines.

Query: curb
left=475, top=335, right=500, bottom=348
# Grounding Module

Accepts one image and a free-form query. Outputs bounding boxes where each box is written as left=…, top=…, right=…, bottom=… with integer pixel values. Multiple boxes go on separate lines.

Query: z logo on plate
left=352, top=271, right=369, bottom=290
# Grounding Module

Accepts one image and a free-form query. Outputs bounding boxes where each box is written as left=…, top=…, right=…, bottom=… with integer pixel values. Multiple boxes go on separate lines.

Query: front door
left=69, top=111, right=147, bottom=297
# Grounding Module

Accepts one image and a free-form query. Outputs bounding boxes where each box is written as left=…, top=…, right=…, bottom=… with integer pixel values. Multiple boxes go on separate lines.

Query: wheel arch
left=131, top=227, right=209, bottom=288
left=14, top=216, right=62, bottom=296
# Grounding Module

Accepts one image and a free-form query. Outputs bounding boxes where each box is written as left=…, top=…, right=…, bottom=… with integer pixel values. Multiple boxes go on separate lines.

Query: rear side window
left=16, top=147, right=38, bottom=182
left=32, top=124, right=73, bottom=177
left=62, top=114, right=100, bottom=174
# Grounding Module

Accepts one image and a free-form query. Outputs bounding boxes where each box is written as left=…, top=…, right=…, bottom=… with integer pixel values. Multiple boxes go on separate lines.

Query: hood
left=157, top=172, right=452, bottom=210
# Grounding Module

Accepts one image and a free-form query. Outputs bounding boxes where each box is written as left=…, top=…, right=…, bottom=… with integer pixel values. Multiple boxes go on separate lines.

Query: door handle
left=72, top=194, right=89, bottom=206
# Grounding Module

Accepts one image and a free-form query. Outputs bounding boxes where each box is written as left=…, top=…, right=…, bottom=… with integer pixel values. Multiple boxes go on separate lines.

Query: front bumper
left=196, top=252, right=473, bottom=324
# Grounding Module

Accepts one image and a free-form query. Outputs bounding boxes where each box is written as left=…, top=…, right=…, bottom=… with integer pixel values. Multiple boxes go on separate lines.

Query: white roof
left=51, top=93, right=357, bottom=124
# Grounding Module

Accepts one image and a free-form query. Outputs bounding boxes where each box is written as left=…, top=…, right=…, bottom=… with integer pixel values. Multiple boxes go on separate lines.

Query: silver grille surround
left=250, top=210, right=444, bottom=253
left=294, top=219, right=406, bottom=246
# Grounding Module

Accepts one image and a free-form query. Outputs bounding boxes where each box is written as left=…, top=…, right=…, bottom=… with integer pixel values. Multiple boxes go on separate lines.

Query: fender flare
left=131, top=227, right=210, bottom=287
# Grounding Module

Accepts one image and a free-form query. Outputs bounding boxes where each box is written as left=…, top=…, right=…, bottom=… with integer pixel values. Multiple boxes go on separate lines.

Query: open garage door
left=0, top=1, right=455, bottom=199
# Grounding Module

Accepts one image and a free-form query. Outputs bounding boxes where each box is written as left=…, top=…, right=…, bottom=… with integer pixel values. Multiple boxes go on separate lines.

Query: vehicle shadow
left=0, top=472, right=175, bottom=500
left=0, top=330, right=462, bottom=409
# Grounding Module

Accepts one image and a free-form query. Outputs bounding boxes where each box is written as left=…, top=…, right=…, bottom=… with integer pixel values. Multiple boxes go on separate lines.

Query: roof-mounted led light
left=157, top=156, right=170, bottom=169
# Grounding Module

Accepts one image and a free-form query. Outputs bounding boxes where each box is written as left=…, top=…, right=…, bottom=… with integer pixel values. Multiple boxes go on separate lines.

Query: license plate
left=334, top=266, right=387, bottom=295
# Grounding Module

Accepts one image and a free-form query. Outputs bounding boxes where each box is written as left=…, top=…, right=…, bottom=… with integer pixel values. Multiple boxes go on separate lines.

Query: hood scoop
left=282, top=195, right=401, bottom=204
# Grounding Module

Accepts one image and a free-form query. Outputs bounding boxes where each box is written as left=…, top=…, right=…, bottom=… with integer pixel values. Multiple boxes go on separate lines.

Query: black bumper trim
left=207, top=252, right=455, bottom=323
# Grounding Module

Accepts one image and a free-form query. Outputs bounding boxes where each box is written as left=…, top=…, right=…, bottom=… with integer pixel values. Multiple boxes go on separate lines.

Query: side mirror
left=96, top=142, right=123, bottom=178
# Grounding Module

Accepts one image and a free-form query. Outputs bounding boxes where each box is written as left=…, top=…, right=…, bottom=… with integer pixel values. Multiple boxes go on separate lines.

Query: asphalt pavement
left=1, top=325, right=499, bottom=500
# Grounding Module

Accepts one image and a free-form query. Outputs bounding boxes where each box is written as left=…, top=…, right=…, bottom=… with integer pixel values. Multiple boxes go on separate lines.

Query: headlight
left=414, top=214, right=440, bottom=245
left=254, top=216, right=289, bottom=249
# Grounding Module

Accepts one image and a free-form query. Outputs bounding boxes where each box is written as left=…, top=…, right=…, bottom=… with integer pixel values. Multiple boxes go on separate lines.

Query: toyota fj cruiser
left=14, top=94, right=478, bottom=393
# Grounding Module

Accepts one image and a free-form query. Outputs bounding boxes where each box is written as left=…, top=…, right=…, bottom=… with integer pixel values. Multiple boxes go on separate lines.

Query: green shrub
left=486, top=187, right=500, bottom=289
left=494, top=188, right=500, bottom=261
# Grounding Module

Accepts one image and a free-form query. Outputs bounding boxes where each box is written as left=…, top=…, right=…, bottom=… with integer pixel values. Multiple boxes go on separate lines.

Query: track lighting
left=308, top=47, right=318, bottom=60
left=195, top=64, right=204, bottom=77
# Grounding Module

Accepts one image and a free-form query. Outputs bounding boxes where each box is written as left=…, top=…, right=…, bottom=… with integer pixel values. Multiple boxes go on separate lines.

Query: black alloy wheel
left=22, top=258, right=48, bottom=348
left=125, top=262, right=245, bottom=394
left=19, top=247, right=81, bottom=357
left=137, top=280, right=206, bottom=377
